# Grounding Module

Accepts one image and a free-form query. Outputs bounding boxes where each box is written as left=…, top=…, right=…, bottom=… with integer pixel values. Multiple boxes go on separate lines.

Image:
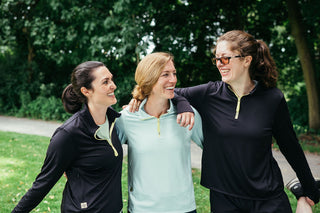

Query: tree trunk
left=286, top=0, right=320, bottom=130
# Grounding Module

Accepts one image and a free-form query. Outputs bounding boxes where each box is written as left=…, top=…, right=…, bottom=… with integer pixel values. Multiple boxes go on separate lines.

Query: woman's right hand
left=123, top=99, right=141, bottom=112
left=296, top=197, right=313, bottom=213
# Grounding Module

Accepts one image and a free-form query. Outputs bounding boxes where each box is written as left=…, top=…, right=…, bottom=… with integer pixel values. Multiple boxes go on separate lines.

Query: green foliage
left=0, top=0, right=319, bottom=128
left=17, top=94, right=70, bottom=121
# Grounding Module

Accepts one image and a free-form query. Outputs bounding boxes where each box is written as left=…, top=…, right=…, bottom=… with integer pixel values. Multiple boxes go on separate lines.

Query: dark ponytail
left=61, top=84, right=83, bottom=114
left=254, top=40, right=278, bottom=88
left=61, top=61, right=105, bottom=114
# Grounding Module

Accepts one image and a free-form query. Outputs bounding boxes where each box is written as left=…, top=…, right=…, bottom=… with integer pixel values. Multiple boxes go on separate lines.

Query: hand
left=296, top=197, right=312, bottom=213
left=306, top=196, right=315, bottom=206
left=126, top=99, right=141, bottom=112
left=63, top=172, right=68, bottom=180
left=176, top=112, right=194, bottom=130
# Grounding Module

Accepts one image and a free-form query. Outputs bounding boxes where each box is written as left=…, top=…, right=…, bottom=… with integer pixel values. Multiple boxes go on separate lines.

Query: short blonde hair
left=132, top=52, right=174, bottom=101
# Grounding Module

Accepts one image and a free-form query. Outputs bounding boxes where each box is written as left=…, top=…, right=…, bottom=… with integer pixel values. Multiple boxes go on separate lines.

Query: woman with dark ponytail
left=171, top=30, right=319, bottom=212
left=13, top=61, right=123, bottom=212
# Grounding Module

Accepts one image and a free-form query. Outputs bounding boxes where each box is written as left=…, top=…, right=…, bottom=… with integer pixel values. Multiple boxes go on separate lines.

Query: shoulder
left=256, top=85, right=284, bottom=101
left=206, top=81, right=224, bottom=93
left=57, top=112, right=83, bottom=134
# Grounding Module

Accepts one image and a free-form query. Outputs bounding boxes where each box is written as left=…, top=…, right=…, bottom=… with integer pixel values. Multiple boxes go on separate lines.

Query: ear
left=244, top=55, right=252, bottom=67
left=80, top=87, right=90, bottom=97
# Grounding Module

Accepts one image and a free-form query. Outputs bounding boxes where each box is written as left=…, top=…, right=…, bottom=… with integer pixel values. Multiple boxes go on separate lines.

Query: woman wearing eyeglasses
left=171, top=30, right=319, bottom=212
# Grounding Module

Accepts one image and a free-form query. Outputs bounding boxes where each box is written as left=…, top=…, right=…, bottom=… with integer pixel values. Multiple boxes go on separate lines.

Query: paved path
left=1, top=115, right=319, bottom=184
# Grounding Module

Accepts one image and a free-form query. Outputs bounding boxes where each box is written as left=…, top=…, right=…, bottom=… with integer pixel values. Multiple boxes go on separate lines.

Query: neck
left=87, top=102, right=108, bottom=125
left=229, top=80, right=255, bottom=97
left=144, top=95, right=170, bottom=118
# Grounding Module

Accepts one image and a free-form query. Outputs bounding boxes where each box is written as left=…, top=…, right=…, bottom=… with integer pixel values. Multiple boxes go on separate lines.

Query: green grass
left=0, top=131, right=319, bottom=213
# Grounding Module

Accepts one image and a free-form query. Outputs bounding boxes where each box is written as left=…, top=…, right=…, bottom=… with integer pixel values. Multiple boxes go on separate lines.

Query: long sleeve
left=272, top=97, right=319, bottom=203
left=174, top=82, right=211, bottom=113
left=115, top=115, right=128, bottom=145
left=190, top=107, right=204, bottom=149
left=12, top=129, right=76, bottom=212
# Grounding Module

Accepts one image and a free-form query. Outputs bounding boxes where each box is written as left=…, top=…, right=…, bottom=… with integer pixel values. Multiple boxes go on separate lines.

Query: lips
left=220, top=69, right=230, bottom=76
left=165, top=87, right=175, bottom=90
left=107, top=92, right=115, bottom=96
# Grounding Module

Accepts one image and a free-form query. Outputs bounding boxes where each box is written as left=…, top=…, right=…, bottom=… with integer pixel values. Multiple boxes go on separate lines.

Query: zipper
left=94, top=119, right=119, bottom=157
left=140, top=114, right=166, bottom=137
left=228, top=86, right=243, bottom=120
left=235, top=96, right=242, bottom=119
left=157, top=118, right=160, bottom=136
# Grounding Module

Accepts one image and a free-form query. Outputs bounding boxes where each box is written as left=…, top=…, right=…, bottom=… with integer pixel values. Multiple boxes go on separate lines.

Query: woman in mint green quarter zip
left=115, top=52, right=203, bottom=213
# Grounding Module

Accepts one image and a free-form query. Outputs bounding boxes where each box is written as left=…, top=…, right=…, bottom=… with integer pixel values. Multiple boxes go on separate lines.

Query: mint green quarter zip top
left=115, top=99, right=203, bottom=213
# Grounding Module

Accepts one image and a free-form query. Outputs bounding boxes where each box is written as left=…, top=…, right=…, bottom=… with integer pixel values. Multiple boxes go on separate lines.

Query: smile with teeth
left=107, top=92, right=115, bottom=96
left=220, top=69, right=230, bottom=73
left=165, top=87, right=175, bottom=90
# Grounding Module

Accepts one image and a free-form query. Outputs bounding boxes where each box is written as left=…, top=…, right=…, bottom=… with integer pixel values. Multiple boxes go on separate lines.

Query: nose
left=169, top=73, right=177, bottom=83
left=110, top=81, right=117, bottom=90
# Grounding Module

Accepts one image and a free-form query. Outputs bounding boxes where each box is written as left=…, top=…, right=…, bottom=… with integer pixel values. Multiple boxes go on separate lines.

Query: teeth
left=108, top=92, right=114, bottom=96
left=166, top=87, right=174, bottom=90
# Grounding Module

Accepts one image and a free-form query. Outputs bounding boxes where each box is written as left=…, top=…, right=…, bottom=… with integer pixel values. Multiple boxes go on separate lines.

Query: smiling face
left=83, top=66, right=117, bottom=108
left=150, top=60, right=177, bottom=100
left=215, top=41, right=251, bottom=86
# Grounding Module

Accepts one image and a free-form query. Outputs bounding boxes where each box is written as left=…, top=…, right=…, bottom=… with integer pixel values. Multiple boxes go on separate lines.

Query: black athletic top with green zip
left=12, top=104, right=123, bottom=213
left=175, top=81, right=319, bottom=203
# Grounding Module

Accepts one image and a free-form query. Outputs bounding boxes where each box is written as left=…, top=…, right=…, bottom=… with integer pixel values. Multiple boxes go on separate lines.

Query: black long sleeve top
left=12, top=104, right=123, bottom=213
left=175, top=81, right=319, bottom=202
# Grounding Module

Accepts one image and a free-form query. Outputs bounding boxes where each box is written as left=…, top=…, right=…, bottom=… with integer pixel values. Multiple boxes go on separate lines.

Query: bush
left=17, top=94, right=70, bottom=122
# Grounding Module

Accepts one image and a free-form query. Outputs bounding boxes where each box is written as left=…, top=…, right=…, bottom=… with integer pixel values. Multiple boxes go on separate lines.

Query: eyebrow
left=101, top=75, right=113, bottom=82
left=162, top=70, right=176, bottom=73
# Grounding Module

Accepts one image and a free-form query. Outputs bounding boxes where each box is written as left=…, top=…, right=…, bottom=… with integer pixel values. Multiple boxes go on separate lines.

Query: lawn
left=0, top=131, right=319, bottom=212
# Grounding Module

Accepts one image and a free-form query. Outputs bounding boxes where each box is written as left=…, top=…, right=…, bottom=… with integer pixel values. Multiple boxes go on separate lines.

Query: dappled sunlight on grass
left=0, top=157, right=25, bottom=181
left=1, top=131, right=319, bottom=212
left=0, top=131, right=63, bottom=212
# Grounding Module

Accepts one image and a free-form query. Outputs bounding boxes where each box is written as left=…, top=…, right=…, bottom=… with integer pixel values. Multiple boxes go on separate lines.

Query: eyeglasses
left=211, top=55, right=243, bottom=65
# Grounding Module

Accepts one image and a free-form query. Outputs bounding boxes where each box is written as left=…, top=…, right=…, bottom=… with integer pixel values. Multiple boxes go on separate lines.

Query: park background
left=1, top=0, right=320, bottom=212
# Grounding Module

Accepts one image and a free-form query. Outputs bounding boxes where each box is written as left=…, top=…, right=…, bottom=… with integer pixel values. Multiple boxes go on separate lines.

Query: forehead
left=93, top=66, right=112, bottom=78
left=162, top=60, right=175, bottom=71
left=216, top=41, right=232, bottom=55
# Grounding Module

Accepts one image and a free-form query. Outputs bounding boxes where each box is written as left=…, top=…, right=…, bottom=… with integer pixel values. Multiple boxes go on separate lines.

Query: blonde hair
left=132, top=52, right=174, bottom=101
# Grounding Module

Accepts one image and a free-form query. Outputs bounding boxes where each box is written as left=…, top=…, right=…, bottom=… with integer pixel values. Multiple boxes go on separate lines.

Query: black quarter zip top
left=12, top=104, right=123, bottom=213
left=175, top=81, right=319, bottom=202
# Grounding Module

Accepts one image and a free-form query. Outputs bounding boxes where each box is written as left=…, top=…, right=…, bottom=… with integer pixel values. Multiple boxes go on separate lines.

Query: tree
left=1, top=0, right=319, bottom=129
left=286, top=0, right=320, bottom=130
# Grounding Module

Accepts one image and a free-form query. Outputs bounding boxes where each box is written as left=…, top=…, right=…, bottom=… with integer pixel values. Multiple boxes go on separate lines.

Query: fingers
left=63, top=172, right=68, bottom=180
left=296, top=197, right=312, bottom=213
left=306, top=197, right=315, bottom=206
left=177, top=114, right=182, bottom=124
left=176, top=112, right=195, bottom=130
left=122, top=105, right=128, bottom=109
left=127, top=99, right=140, bottom=112
left=128, top=99, right=135, bottom=112
left=188, top=116, right=195, bottom=131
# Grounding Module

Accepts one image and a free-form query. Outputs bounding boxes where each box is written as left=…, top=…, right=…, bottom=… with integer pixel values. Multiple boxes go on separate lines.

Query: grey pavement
left=1, top=115, right=319, bottom=185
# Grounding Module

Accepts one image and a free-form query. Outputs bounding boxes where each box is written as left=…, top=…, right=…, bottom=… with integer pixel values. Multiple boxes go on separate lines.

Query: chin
left=168, top=94, right=174, bottom=99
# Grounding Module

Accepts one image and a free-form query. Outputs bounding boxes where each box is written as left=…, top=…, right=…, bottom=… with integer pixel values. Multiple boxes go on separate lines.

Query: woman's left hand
left=177, top=112, right=194, bottom=130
